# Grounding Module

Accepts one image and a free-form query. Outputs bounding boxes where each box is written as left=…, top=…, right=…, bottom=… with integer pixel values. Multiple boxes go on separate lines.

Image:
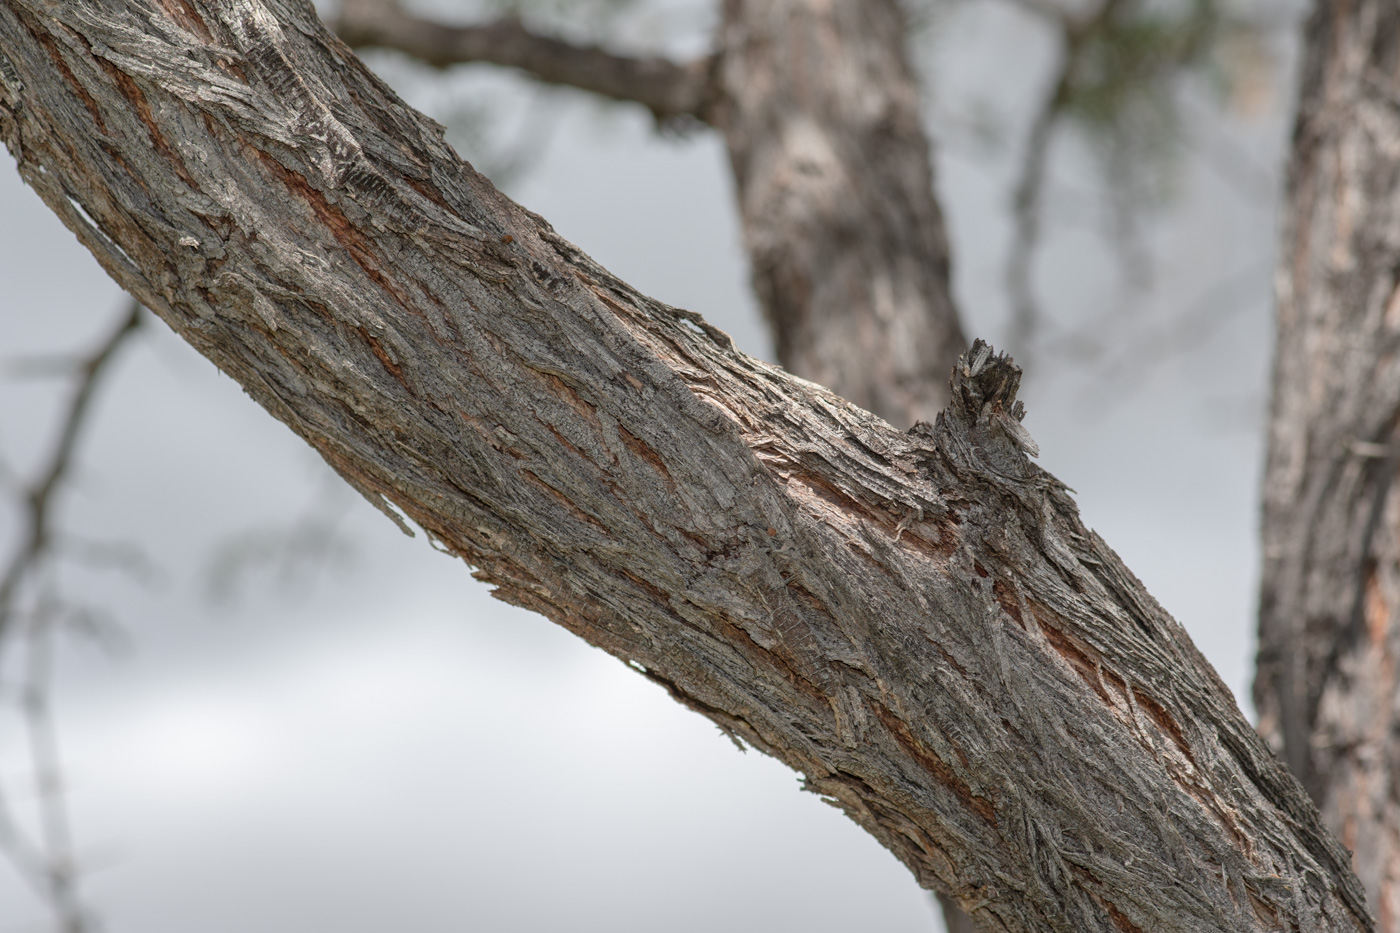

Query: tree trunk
left=0, top=1, right=1371, bottom=930
left=336, top=0, right=967, bottom=428
left=1256, top=3, right=1400, bottom=930
left=713, top=0, right=964, bottom=426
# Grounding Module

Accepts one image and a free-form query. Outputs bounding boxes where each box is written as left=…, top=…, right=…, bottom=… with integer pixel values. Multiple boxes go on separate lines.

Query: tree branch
left=714, top=0, right=967, bottom=426
left=0, top=2, right=1372, bottom=929
left=335, top=0, right=718, bottom=126
left=0, top=301, right=141, bottom=641
left=1004, top=0, right=1128, bottom=364
left=0, top=299, right=140, bottom=932
left=17, top=593, right=90, bottom=933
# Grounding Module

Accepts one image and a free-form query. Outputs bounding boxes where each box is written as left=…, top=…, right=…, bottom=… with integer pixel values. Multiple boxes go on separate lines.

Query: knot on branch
left=914, top=339, right=1040, bottom=478
left=948, top=339, right=1025, bottom=429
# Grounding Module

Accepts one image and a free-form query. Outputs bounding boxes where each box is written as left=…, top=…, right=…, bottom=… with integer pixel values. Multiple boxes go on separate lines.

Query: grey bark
left=0, top=1, right=1371, bottom=930
left=1256, top=3, right=1400, bottom=930
left=338, top=0, right=967, bottom=428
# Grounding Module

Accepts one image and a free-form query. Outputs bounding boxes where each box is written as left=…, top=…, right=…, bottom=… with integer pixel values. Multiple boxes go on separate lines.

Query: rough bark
left=0, top=1, right=1371, bottom=930
left=338, top=0, right=967, bottom=428
left=1256, top=3, right=1400, bottom=930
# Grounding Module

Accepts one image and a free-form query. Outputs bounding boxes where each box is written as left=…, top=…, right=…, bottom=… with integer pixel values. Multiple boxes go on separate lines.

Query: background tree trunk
left=1256, top=3, right=1400, bottom=930
left=713, top=0, right=965, bottom=426
left=0, top=0, right=1375, bottom=930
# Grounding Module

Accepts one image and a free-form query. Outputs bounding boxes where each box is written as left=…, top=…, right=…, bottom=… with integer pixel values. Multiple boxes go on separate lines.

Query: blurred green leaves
left=1060, top=0, right=1275, bottom=208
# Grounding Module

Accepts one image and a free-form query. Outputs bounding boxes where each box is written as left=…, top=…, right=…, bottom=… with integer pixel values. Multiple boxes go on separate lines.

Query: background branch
left=1004, top=0, right=1129, bottom=364
left=0, top=301, right=141, bottom=641
left=335, top=0, right=718, bottom=126
left=0, top=298, right=143, bottom=932
left=1001, top=0, right=1245, bottom=369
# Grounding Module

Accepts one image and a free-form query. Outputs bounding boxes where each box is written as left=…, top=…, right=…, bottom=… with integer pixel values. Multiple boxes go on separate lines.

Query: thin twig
left=0, top=300, right=141, bottom=643
left=1053, top=259, right=1271, bottom=412
left=22, top=592, right=92, bottom=933
left=205, top=468, right=356, bottom=606
left=1004, top=0, right=1129, bottom=366
left=0, top=299, right=142, bottom=932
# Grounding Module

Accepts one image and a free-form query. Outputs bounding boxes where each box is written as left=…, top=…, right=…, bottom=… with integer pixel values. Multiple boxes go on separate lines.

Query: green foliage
left=1063, top=0, right=1218, bottom=129
left=1060, top=0, right=1270, bottom=209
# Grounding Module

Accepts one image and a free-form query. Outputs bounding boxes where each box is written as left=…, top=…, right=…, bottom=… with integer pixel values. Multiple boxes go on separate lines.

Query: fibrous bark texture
left=0, top=1, right=1371, bottom=929
left=338, top=0, right=966, bottom=428
left=1256, top=3, right=1400, bottom=929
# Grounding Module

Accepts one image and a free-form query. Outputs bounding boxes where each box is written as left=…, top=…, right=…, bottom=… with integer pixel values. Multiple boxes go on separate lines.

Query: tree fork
left=0, top=1, right=1371, bottom=929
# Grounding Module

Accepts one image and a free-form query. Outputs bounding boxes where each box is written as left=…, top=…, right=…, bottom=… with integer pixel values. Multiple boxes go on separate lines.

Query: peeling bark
left=0, top=1, right=1372, bottom=929
left=1257, top=3, right=1400, bottom=929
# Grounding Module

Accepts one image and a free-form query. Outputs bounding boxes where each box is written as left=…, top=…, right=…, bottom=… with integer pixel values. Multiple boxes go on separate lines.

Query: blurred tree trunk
left=338, top=0, right=966, bottom=428
left=1256, top=3, right=1400, bottom=930
left=712, top=0, right=964, bottom=426
left=0, top=0, right=1380, bottom=930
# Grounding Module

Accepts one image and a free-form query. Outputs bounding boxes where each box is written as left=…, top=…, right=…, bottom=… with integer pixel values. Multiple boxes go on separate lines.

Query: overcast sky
left=0, top=2, right=1299, bottom=931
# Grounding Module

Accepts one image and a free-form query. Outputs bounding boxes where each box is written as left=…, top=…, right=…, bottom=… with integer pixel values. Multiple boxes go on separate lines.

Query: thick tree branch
left=0, top=1, right=1371, bottom=930
left=343, top=7, right=976, bottom=927
left=335, top=0, right=717, bottom=125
